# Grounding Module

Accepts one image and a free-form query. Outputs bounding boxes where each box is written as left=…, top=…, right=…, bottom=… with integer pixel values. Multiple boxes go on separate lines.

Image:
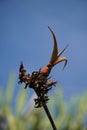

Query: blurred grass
left=0, top=73, right=87, bottom=130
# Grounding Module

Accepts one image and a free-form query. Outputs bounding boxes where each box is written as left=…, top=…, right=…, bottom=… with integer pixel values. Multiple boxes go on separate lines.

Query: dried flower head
left=19, top=62, right=57, bottom=108
left=18, top=26, right=68, bottom=108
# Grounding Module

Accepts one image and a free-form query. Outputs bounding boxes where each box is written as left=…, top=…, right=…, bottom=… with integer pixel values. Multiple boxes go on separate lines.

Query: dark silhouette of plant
left=18, top=26, right=68, bottom=130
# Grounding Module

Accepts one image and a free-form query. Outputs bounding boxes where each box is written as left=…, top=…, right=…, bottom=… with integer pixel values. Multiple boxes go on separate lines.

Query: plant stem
left=35, top=89, right=57, bottom=130
left=42, top=102, right=57, bottom=130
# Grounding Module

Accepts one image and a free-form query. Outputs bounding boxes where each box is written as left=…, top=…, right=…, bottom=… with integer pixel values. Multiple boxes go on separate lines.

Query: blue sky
left=0, top=0, right=87, bottom=100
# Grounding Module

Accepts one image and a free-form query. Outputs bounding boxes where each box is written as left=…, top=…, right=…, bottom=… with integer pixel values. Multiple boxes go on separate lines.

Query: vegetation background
left=0, top=74, right=87, bottom=130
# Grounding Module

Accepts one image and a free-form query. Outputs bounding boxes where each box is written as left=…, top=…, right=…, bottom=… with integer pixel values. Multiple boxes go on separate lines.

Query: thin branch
left=42, top=103, right=57, bottom=130
left=35, top=89, right=57, bottom=130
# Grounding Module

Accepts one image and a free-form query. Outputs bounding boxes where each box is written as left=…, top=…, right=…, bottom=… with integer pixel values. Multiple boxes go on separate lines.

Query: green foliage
left=49, top=89, right=87, bottom=130
left=0, top=74, right=87, bottom=130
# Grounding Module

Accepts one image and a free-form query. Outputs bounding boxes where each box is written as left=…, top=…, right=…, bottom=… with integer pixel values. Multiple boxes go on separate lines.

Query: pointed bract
left=48, top=26, right=58, bottom=65
left=48, top=27, right=68, bottom=69
left=58, top=44, right=68, bottom=57
left=54, top=57, right=68, bottom=70
left=41, top=26, right=68, bottom=76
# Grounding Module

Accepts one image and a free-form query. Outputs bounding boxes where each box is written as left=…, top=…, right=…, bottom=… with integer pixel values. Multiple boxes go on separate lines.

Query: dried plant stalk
left=18, top=27, right=68, bottom=130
